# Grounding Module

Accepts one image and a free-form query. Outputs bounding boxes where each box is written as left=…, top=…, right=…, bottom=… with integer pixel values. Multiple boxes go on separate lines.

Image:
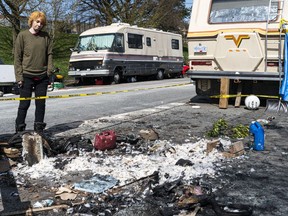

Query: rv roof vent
left=148, top=27, right=161, bottom=32
left=111, top=23, right=130, bottom=27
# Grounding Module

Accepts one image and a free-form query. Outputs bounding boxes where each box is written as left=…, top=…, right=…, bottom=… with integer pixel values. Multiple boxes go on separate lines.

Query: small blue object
left=74, top=174, right=119, bottom=194
left=249, top=121, right=265, bottom=151
left=279, top=33, right=288, bottom=102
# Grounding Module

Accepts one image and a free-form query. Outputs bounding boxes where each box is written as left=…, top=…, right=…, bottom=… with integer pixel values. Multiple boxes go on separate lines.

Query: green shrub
left=53, top=32, right=79, bottom=79
left=207, top=118, right=249, bottom=139
left=0, top=26, right=78, bottom=79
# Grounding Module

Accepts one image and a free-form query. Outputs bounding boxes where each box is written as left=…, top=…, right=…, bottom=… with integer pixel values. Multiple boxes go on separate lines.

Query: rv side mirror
left=115, top=37, right=123, bottom=47
left=116, top=41, right=122, bottom=47
left=115, top=46, right=124, bottom=52
left=70, top=47, right=80, bottom=53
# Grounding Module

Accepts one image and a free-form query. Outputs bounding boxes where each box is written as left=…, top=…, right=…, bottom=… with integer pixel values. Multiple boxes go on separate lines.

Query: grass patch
left=0, top=26, right=78, bottom=79
left=0, top=26, right=13, bottom=64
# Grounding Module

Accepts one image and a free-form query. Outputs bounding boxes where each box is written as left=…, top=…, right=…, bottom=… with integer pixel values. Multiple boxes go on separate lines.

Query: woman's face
left=31, top=18, right=44, bottom=33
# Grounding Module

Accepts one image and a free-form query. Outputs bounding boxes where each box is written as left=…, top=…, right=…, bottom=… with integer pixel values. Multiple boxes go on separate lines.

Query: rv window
left=171, top=39, right=179, bottom=50
left=209, top=0, right=277, bottom=23
left=146, top=37, right=151, bottom=47
left=77, top=34, right=115, bottom=51
left=128, top=33, right=143, bottom=49
left=113, top=34, right=124, bottom=52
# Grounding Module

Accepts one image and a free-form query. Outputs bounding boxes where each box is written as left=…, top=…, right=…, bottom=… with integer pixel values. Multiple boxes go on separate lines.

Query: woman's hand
left=18, top=81, right=23, bottom=88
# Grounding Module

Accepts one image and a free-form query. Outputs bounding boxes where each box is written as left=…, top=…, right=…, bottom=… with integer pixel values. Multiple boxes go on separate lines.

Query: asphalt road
left=0, top=78, right=194, bottom=134
left=1, top=77, right=288, bottom=216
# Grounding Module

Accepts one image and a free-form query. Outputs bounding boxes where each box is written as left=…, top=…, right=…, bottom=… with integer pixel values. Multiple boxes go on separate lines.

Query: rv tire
left=113, top=71, right=122, bottom=84
left=156, top=70, right=164, bottom=80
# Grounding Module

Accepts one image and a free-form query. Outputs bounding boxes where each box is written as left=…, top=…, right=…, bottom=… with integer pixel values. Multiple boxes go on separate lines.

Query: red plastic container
left=94, top=130, right=116, bottom=150
left=95, top=79, right=103, bottom=85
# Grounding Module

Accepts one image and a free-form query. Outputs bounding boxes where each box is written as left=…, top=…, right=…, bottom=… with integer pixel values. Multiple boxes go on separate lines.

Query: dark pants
left=15, top=75, right=49, bottom=126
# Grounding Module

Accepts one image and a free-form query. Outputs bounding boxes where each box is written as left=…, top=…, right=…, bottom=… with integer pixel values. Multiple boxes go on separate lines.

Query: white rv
left=68, top=23, right=183, bottom=84
left=0, top=61, right=17, bottom=95
left=187, top=0, right=288, bottom=97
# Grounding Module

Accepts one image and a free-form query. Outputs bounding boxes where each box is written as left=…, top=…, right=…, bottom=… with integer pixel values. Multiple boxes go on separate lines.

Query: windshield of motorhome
left=209, top=0, right=278, bottom=23
left=77, top=34, right=115, bottom=51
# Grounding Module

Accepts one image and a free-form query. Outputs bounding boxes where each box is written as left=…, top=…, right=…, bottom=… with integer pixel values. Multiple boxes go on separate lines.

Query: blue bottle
left=249, top=121, right=265, bottom=151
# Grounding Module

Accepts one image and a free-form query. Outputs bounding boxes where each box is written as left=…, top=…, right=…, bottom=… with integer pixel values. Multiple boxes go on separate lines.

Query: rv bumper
left=68, top=69, right=111, bottom=77
left=186, top=70, right=282, bottom=81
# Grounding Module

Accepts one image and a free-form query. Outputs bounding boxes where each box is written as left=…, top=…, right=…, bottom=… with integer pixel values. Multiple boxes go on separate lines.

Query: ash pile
left=0, top=127, right=254, bottom=216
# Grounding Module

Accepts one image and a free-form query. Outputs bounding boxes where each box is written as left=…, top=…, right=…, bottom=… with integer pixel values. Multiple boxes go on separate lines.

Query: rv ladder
left=265, top=0, right=285, bottom=72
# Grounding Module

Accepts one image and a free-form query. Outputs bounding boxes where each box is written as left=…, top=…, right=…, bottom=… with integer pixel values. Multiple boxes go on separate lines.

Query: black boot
left=15, top=123, right=26, bottom=133
left=34, top=122, right=46, bottom=133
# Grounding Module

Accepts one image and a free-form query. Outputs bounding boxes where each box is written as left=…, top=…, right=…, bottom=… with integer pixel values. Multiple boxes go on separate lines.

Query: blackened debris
left=54, top=158, right=72, bottom=170
left=175, top=159, right=194, bottom=167
left=116, top=133, right=140, bottom=145
left=51, top=135, right=93, bottom=154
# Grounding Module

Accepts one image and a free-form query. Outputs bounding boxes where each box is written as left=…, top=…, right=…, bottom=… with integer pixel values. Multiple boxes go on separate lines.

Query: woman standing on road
left=14, top=11, right=53, bottom=133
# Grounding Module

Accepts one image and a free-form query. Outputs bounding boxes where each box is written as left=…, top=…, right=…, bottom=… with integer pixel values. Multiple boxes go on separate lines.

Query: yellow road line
left=0, top=83, right=192, bottom=101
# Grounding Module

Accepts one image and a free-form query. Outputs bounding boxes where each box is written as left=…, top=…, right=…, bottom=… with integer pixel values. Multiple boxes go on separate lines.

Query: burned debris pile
left=0, top=124, right=256, bottom=216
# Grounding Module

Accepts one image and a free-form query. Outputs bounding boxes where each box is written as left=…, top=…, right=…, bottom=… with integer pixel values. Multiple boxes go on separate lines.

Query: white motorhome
left=68, top=23, right=183, bottom=84
left=187, top=0, right=288, bottom=97
left=0, top=61, right=17, bottom=95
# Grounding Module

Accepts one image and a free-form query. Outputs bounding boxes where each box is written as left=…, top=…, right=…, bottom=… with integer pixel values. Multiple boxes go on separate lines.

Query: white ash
left=13, top=138, right=240, bottom=186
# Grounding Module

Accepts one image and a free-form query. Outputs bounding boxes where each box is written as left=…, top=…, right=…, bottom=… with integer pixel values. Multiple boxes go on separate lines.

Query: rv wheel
left=156, top=70, right=164, bottom=80
left=113, top=71, right=122, bottom=84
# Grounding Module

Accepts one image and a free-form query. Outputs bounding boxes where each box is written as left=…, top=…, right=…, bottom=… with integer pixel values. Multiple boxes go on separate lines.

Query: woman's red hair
left=28, top=11, right=47, bottom=27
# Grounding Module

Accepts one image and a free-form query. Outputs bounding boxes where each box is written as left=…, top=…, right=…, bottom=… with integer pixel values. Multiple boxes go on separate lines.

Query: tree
left=37, top=0, right=78, bottom=39
left=142, top=0, right=189, bottom=32
left=0, top=0, right=27, bottom=51
left=77, top=0, right=189, bottom=34
left=0, top=0, right=44, bottom=53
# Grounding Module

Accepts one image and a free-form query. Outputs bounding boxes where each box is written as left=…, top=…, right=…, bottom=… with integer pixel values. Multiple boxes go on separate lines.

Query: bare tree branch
left=76, top=0, right=188, bottom=33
